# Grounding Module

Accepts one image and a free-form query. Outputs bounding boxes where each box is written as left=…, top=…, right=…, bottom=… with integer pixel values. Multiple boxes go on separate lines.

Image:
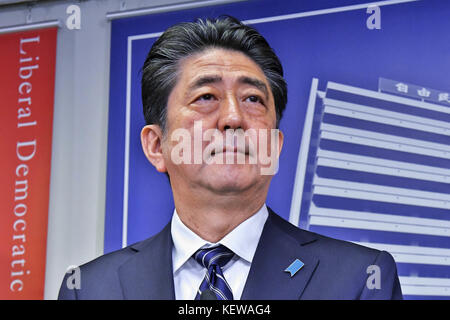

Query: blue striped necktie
left=193, top=245, right=234, bottom=300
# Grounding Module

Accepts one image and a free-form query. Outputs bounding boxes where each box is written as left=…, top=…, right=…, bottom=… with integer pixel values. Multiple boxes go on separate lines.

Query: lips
left=210, top=145, right=250, bottom=156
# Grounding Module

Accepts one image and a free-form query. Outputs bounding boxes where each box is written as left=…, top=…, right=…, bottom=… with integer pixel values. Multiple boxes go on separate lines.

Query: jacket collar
left=241, top=208, right=320, bottom=300
left=118, top=221, right=175, bottom=299
left=117, top=208, right=319, bottom=300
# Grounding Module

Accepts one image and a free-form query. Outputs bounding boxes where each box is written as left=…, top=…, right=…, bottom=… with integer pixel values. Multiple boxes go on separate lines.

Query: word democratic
left=9, top=35, right=41, bottom=293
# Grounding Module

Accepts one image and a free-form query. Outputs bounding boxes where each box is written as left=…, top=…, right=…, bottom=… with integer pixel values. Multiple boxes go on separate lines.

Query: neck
left=172, top=185, right=268, bottom=243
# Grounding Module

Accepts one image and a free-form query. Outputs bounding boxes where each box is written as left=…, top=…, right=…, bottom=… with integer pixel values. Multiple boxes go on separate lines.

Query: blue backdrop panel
left=105, top=0, right=450, bottom=299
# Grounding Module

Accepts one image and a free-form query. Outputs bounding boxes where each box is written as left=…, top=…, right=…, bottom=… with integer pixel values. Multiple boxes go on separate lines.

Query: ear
left=141, top=125, right=167, bottom=173
left=277, top=129, right=284, bottom=157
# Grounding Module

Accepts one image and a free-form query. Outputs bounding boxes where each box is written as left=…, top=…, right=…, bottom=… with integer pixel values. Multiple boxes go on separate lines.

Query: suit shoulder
left=267, top=211, right=402, bottom=299
left=58, top=235, right=158, bottom=300
left=78, top=235, right=156, bottom=275
left=306, top=228, right=379, bottom=256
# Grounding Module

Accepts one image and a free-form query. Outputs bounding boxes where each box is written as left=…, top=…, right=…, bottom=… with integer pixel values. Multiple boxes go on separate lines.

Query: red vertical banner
left=0, top=27, right=57, bottom=299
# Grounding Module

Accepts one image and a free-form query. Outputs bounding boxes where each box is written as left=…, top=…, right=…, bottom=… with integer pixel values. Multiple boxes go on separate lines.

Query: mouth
left=211, top=145, right=250, bottom=156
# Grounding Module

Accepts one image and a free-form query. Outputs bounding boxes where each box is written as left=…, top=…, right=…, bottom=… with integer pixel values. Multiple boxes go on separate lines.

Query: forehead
left=176, top=48, right=269, bottom=85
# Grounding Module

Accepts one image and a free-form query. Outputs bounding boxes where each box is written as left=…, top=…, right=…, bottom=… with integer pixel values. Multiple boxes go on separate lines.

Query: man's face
left=143, top=48, right=283, bottom=196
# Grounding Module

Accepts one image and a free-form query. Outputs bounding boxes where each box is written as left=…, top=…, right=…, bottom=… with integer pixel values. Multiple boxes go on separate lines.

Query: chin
left=207, top=180, right=253, bottom=194
left=202, top=165, right=259, bottom=193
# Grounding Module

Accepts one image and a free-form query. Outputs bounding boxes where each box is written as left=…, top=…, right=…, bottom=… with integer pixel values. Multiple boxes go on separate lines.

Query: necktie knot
left=193, top=245, right=234, bottom=300
left=193, top=245, right=234, bottom=269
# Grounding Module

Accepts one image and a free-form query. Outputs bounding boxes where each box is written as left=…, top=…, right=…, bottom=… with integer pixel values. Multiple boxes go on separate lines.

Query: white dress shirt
left=171, top=204, right=269, bottom=300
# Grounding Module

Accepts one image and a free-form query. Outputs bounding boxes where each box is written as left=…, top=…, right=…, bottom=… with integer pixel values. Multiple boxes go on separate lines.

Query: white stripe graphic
left=399, top=277, right=450, bottom=296
left=310, top=205, right=450, bottom=238
left=321, top=123, right=450, bottom=155
left=352, top=242, right=450, bottom=266
left=313, top=176, right=450, bottom=210
left=323, top=99, right=450, bottom=136
left=317, top=149, right=450, bottom=180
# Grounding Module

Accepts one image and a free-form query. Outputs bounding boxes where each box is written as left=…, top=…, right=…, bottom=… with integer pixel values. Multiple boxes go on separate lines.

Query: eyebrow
left=188, top=75, right=222, bottom=92
left=238, top=76, right=269, bottom=100
left=187, top=75, right=269, bottom=100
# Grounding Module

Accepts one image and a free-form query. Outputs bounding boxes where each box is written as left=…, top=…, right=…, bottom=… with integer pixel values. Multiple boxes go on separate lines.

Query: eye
left=245, top=95, right=264, bottom=104
left=197, top=93, right=215, bottom=101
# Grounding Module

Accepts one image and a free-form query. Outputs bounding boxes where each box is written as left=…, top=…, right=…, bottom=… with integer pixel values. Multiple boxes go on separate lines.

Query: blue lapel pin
left=284, top=259, right=305, bottom=277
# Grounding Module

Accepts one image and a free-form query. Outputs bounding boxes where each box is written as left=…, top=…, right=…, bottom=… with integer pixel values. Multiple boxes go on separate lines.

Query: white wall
left=0, top=0, right=207, bottom=300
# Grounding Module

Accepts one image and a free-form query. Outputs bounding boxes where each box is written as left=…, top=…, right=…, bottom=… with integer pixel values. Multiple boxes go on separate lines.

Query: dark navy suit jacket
left=58, top=208, right=403, bottom=299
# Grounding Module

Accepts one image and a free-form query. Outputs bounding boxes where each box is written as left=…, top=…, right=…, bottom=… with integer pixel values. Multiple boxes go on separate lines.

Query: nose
left=217, top=94, right=245, bottom=131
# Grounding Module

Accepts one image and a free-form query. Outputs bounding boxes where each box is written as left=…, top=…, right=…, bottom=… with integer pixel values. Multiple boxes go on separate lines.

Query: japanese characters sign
left=379, top=77, right=450, bottom=106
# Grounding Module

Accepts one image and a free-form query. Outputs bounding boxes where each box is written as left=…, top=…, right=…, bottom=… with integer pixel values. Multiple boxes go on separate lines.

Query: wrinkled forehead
left=176, top=48, right=271, bottom=89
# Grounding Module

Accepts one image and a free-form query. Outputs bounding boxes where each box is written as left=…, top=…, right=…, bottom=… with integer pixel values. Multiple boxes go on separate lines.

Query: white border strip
left=107, top=0, right=418, bottom=22
left=243, top=0, right=418, bottom=25
left=288, top=78, right=319, bottom=226
left=0, top=20, right=60, bottom=35
left=106, top=0, right=245, bottom=20
left=129, top=32, right=163, bottom=42
left=120, top=0, right=420, bottom=42
left=122, top=37, right=133, bottom=248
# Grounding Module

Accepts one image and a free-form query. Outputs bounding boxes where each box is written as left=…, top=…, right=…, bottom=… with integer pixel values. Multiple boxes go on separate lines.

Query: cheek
left=244, top=102, right=277, bottom=129
left=170, top=107, right=217, bottom=132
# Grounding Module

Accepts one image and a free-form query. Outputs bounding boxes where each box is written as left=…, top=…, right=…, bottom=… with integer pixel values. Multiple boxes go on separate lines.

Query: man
left=59, top=16, right=402, bottom=300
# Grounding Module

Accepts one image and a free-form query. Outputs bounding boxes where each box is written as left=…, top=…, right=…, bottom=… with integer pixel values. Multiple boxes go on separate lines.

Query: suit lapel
left=116, top=209, right=318, bottom=300
left=241, top=210, right=319, bottom=300
left=118, top=222, right=175, bottom=299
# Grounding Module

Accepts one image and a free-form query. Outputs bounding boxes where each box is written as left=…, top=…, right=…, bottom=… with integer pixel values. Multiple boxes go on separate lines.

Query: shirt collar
left=171, top=204, right=269, bottom=273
